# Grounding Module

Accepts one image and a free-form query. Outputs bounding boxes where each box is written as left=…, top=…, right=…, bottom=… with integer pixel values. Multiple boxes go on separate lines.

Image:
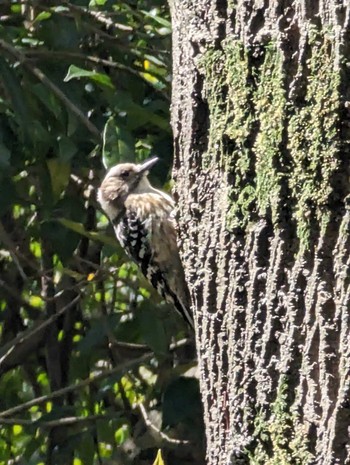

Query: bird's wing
left=118, top=193, right=193, bottom=328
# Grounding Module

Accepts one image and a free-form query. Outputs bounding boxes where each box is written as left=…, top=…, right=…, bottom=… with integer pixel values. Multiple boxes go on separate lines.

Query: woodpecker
left=98, top=157, right=193, bottom=329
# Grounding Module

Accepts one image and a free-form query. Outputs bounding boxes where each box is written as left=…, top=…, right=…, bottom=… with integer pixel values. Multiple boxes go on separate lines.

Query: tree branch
left=24, top=50, right=142, bottom=78
left=64, top=1, right=133, bottom=32
left=0, top=413, right=121, bottom=428
left=0, top=352, right=153, bottom=418
left=0, top=295, right=81, bottom=373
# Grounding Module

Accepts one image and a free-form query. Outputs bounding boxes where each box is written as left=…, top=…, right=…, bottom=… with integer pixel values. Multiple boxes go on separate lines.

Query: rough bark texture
left=169, top=1, right=350, bottom=464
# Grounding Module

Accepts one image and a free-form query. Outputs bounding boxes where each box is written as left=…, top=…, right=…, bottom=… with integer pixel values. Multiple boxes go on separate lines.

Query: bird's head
left=98, top=157, right=159, bottom=220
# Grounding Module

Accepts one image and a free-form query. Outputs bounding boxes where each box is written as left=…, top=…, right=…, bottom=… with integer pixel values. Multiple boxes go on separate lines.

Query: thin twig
left=138, top=403, right=190, bottom=446
left=110, top=338, right=192, bottom=353
left=64, top=1, right=133, bottom=32
left=0, top=413, right=121, bottom=427
left=0, top=222, right=34, bottom=280
left=0, top=295, right=81, bottom=369
left=24, top=50, right=142, bottom=78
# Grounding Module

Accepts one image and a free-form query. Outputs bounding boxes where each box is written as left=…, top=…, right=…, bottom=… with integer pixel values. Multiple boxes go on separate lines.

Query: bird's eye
left=120, top=170, right=130, bottom=179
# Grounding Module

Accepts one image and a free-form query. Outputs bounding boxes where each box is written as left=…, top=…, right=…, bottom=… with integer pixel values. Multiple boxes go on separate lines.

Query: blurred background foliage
left=0, top=1, right=203, bottom=464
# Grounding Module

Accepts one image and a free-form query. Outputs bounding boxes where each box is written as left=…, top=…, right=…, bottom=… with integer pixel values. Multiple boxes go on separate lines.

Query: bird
left=98, top=157, right=194, bottom=329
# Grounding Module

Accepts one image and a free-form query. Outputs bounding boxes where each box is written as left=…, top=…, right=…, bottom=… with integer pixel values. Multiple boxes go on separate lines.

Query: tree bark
left=169, top=1, right=350, bottom=464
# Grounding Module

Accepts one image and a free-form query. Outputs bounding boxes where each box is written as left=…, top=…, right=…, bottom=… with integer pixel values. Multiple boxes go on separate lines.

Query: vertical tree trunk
left=169, top=1, right=350, bottom=464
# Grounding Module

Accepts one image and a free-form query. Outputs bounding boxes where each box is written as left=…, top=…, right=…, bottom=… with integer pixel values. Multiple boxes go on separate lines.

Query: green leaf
left=58, top=136, right=77, bottom=162
left=102, top=117, right=135, bottom=168
left=30, top=83, right=62, bottom=119
left=136, top=303, right=169, bottom=355
left=34, top=11, right=52, bottom=22
left=162, top=377, right=202, bottom=428
left=58, top=218, right=120, bottom=249
left=64, top=65, right=114, bottom=89
left=23, top=437, right=43, bottom=461
left=0, top=176, right=15, bottom=214
left=0, top=57, right=31, bottom=142
left=47, top=159, right=70, bottom=202
left=41, top=221, right=80, bottom=263
left=77, top=434, right=95, bottom=465
left=111, top=92, right=170, bottom=132
left=10, top=4, right=21, bottom=13
left=77, top=315, right=120, bottom=353
left=114, top=425, right=129, bottom=445
left=142, top=10, right=171, bottom=28
left=97, top=419, right=116, bottom=444
left=89, top=0, right=107, bottom=5
left=0, top=143, right=11, bottom=168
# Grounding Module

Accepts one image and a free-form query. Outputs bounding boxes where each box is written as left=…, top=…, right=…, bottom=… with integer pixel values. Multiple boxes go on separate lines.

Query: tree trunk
left=169, top=1, right=350, bottom=464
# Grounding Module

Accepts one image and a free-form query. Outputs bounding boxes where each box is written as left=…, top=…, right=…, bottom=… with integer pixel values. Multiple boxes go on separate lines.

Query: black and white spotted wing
left=115, top=212, right=167, bottom=296
left=115, top=212, right=149, bottom=264
left=113, top=211, right=193, bottom=327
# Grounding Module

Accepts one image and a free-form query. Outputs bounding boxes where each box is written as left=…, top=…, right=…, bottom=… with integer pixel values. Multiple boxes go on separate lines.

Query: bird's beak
left=137, top=156, right=159, bottom=174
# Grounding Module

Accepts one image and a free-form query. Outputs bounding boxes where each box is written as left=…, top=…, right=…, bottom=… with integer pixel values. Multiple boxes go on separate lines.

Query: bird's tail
left=170, top=292, right=194, bottom=330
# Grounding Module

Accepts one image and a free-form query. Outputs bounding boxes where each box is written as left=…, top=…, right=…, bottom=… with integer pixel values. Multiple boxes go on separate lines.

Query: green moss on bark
left=198, top=33, right=340, bottom=248
left=288, top=34, right=340, bottom=247
left=198, top=41, right=257, bottom=228
left=253, top=46, right=286, bottom=219
left=198, top=40, right=287, bottom=227
left=248, top=379, right=314, bottom=465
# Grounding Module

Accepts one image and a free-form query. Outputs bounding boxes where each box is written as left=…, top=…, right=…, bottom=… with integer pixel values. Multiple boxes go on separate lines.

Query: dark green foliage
left=0, top=2, right=201, bottom=463
left=162, top=377, right=202, bottom=431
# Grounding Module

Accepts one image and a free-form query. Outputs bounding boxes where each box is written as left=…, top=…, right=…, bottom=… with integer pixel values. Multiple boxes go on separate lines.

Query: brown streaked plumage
left=98, top=157, right=193, bottom=329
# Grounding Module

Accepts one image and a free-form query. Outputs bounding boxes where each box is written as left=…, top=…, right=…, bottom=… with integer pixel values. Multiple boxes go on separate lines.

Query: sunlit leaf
left=141, top=72, right=160, bottom=85
left=114, top=424, right=130, bottom=445
left=87, top=272, right=95, bottom=281
left=29, top=295, right=44, bottom=308
left=10, top=4, right=21, bottom=13
left=98, top=441, right=112, bottom=458
left=89, top=0, right=107, bottom=5
left=142, top=10, right=171, bottom=28
left=12, top=425, right=23, bottom=436
left=34, top=11, right=52, bottom=22
left=37, top=372, right=49, bottom=387
left=64, top=65, right=114, bottom=89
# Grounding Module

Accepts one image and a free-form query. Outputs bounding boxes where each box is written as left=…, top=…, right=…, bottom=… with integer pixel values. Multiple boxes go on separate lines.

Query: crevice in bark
left=190, top=71, right=210, bottom=162
left=215, top=0, right=227, bottom=49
